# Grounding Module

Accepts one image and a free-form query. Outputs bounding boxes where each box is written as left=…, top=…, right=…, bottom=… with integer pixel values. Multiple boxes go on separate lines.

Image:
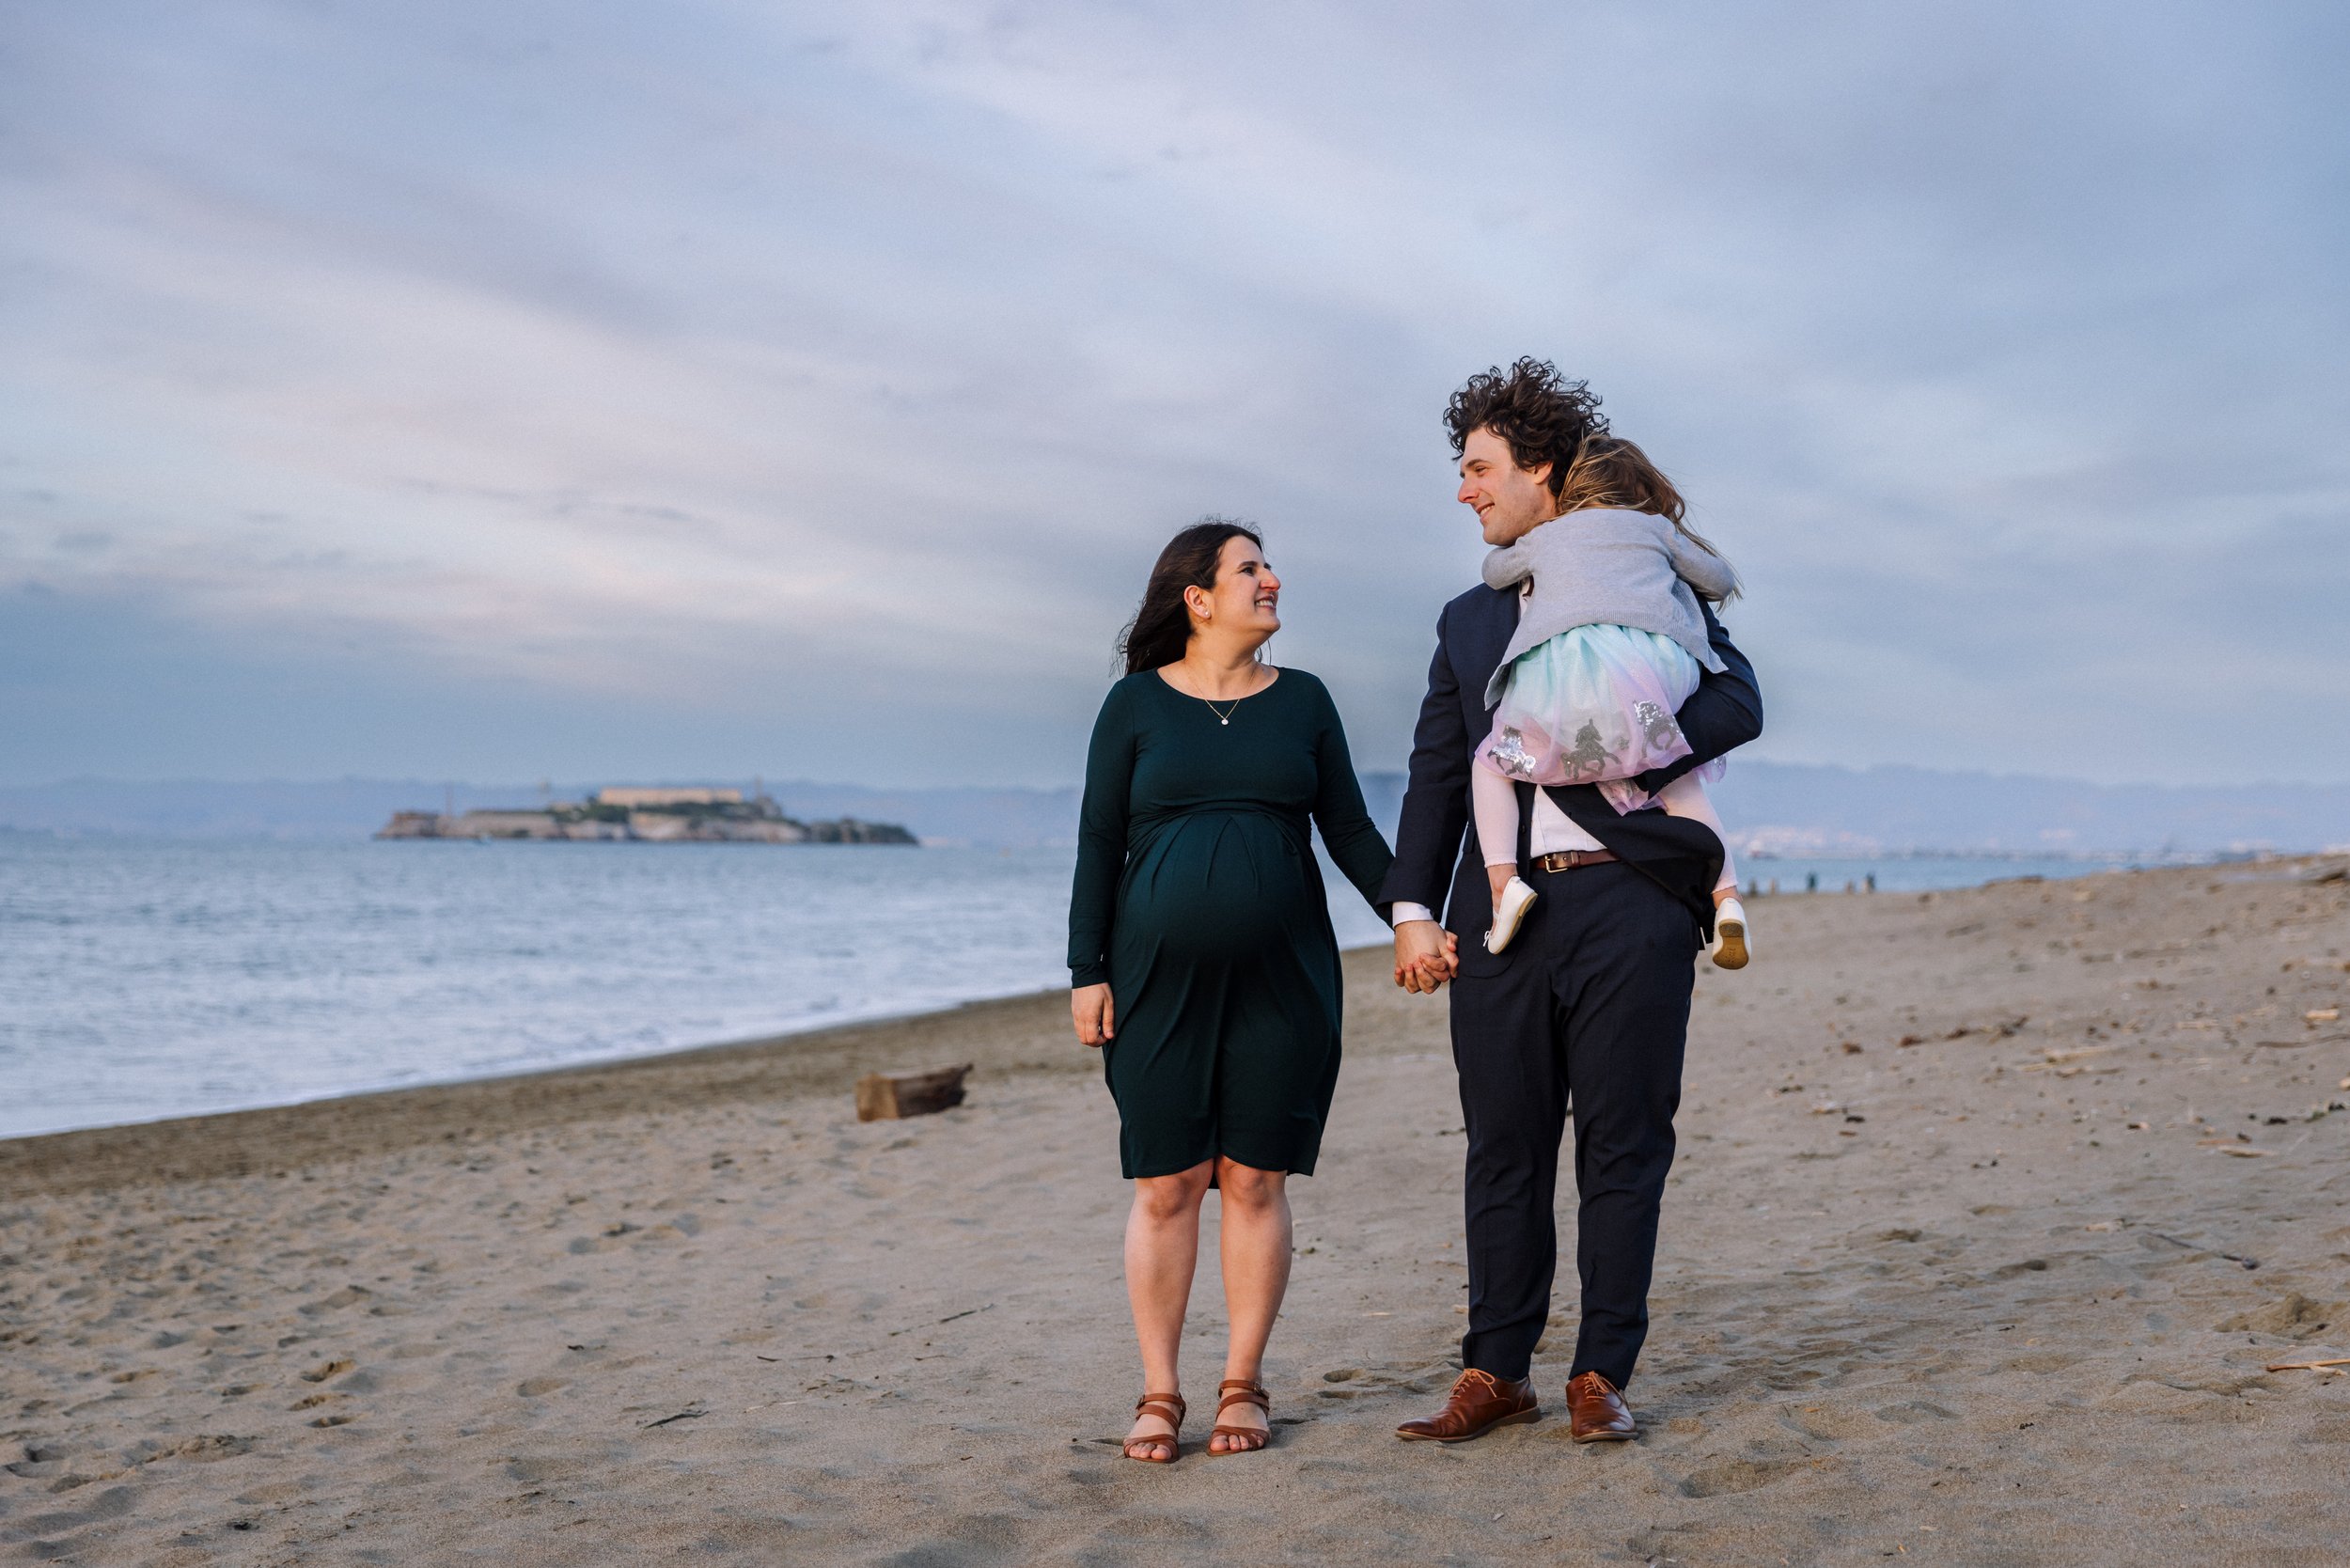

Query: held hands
left=1392, top=920, right=1459, bottom=993
left=1072, top=982, right=1116, bottom=1047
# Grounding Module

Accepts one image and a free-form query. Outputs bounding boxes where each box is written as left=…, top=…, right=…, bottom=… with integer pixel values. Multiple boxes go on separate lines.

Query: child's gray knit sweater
left=1480, top=507, right=1739, bottom=708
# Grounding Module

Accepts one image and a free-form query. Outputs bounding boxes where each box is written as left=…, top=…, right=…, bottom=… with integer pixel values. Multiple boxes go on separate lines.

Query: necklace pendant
left=1220, top=717, right=1230, bottom=726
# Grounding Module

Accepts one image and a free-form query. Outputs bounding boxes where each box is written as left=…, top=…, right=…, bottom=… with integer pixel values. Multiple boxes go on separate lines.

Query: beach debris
left=2147, top=1231, right=2259, bottom=1269
left=2029, top=1044, right=2123, bottom=1076
left=2307, top=1008, right=2341, bottom=1023
left=890, top=1304, right=995, bottom=1338
left=641, top=1405, right=708, bottom=1429
left=855, top=1063, right=973, bottom=1121
left=2265, top=1357, right=2350, bottom=1373
left=2300, top=863, right=2348, bottom=885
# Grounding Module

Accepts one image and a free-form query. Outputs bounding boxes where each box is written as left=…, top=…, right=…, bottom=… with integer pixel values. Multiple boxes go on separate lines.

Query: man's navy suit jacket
left=1376, top=583, right=1763, bottom=938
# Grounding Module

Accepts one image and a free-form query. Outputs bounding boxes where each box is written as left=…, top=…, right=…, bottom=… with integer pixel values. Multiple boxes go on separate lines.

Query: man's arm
left=1632, top=600, right=1762, bottom=797
left=1381, top=602, right=1474, bottom=989
left=1378, top=602, right=1473, bottom=914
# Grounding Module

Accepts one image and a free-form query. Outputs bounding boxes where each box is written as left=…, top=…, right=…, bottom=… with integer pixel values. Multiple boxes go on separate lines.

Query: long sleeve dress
left=1068, top=667, right=1394, bottom=1179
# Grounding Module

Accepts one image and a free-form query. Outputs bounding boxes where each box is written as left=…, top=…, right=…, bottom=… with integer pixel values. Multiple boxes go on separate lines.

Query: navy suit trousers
left=1447, top=858, right=1700, bottom=1388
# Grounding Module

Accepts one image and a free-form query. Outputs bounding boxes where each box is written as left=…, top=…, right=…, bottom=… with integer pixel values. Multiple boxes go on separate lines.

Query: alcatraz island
left=376, top=786, right=916, bottom=845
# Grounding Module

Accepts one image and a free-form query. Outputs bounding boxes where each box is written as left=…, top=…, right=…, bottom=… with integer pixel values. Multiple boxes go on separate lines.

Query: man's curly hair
left=1444, top=358, right=1607, bottom=498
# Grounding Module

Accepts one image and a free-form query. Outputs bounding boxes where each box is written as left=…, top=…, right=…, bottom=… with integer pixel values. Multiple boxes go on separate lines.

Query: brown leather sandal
left=1207, top=1379, right=1271, bottom=1455
left=1122, top=1392, right=1185, bottom=1463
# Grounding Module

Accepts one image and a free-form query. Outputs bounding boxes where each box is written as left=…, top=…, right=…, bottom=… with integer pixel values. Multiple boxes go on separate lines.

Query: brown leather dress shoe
left=1565, top=1370, right=1637, bottom=1442
left=1395, top=1369, right=1540, bottom=1443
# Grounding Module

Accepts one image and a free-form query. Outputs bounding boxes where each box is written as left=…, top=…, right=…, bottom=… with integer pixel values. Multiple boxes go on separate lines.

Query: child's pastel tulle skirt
left=1474, top=623, right=1721, bottom=813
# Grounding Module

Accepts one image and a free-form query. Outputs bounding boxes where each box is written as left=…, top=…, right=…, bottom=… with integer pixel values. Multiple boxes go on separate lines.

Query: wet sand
left=5, top=859, right=2348, bottom=1564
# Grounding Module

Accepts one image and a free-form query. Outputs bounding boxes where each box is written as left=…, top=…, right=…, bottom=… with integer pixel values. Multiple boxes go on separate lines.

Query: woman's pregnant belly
left=1115, top=810, right=1318, bottom=966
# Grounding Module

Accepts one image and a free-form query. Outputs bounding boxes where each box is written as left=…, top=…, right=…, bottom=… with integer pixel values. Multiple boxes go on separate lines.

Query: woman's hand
left=1072, top=983, right=1117, bottom=1047
left=1392, top=921, right=1458, bottom=993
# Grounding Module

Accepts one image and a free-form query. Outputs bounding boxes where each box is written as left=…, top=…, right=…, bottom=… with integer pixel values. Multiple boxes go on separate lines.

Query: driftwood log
left=855, top=1063, right=972, bottom=1121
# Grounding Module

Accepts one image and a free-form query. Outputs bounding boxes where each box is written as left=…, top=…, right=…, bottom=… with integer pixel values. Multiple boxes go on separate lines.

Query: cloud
left=1, top=0, right=2343, bottom=785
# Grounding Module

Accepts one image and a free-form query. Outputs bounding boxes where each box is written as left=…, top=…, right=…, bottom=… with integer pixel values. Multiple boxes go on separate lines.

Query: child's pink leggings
left=1470, top=763, right=1738, bottom=895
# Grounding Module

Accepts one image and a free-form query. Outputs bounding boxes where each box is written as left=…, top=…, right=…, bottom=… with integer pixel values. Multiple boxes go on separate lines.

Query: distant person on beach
left=1467, top=434, right=1751, bottom=968
left=1383, top=360, right=1763, bottom=1446
left=1069, top=520, right=1401, bottom=1462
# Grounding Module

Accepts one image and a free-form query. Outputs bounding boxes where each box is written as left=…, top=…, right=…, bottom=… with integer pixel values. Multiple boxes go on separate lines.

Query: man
left=1383, top=359, right=1762, bottom=1444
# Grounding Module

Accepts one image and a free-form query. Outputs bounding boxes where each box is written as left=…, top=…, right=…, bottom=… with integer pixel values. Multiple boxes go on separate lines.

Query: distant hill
left=1, top=764, right=2343, bottom=855
left=1365, top=765, right=2347, bottom=858
left=1703, top=762, right=2349, bottom=857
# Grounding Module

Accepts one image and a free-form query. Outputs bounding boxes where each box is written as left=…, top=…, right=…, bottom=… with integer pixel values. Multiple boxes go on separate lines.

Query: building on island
left=595, top=787, right=744, bottom=808
left=374, top=786, right=915, bottom=845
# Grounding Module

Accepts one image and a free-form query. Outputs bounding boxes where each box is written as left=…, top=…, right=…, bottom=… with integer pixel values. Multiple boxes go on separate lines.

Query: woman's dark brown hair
left=1117, top=518, right=1264, bottom=675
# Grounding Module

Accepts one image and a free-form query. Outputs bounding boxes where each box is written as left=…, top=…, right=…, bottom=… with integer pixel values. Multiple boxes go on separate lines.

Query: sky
left=3, top=0, right=2345, bottom=790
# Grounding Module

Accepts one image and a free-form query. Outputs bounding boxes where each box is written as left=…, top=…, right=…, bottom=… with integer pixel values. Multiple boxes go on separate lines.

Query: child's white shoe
left=1710, top=896, right=1749, bottom=970
left=1484, top=876, right=1538, bottom=953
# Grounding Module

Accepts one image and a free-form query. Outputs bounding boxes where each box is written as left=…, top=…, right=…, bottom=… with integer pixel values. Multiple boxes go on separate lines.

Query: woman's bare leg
left=1210, top=1157, right=1291, bottom=1451
left=1123, top=1162, right=1214, bottom=1459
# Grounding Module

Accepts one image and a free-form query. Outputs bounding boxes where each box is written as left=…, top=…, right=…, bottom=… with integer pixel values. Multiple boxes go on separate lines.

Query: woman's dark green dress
left=1069, top=668, right=1394, bottom=1178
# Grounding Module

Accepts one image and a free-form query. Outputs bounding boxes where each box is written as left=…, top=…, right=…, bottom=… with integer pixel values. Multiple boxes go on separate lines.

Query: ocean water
left=0, top=838, right=2138, bottom=1139
left=1731, top=855, right=2154, bottom=895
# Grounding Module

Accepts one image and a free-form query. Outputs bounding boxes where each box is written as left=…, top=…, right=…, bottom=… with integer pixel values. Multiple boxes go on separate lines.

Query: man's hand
left=1072, top=983, right=1116, bottom=1047
left=1392, top=920, right=1458, bottom=993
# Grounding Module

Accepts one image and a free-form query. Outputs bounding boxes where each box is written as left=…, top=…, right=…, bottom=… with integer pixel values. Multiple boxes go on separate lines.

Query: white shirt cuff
left=1390, top=902, right=1438, bottom=929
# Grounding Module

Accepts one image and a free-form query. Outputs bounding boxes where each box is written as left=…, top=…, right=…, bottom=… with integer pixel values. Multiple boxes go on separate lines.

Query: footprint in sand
left=299, top=1357, right=353, bottom=1383
left=1678, top=1454, right=1807, bottom=1497
left=516, top=1378, right=569, bottom=1397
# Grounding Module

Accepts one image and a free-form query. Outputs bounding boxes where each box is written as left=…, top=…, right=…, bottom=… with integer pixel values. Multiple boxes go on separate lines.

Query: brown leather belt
left=1531, top=848, right=1618, bottom=872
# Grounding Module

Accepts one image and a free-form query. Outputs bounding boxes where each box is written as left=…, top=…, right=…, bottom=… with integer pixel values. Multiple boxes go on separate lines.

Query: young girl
left=1473, top=434, right=1750, bottom=968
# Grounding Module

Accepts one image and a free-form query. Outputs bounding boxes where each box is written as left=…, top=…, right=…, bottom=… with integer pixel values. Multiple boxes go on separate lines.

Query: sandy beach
left=6, top=859, right=2348, bottom=1565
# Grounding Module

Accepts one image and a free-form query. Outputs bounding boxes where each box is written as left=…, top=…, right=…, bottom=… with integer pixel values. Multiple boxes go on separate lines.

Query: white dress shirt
left=1389, top=788, right=1604, bottom=929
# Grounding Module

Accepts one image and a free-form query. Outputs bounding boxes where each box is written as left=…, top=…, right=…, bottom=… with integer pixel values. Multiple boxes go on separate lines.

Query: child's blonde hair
left=1556, top=436, right=1741, bottom=604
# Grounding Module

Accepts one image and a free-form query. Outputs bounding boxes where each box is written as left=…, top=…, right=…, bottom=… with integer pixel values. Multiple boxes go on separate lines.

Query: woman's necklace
left=1173, top=658, right=1268, bottom=725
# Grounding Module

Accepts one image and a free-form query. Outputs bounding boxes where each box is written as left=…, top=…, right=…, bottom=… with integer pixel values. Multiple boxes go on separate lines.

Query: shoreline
left=0, top=979, right=1090, bottom=1152
left=0, top=980, right=1093, bottom=1199
left=0, top=930, right=1420, bottom=1189
left=0, top=943, right=1421, bottom=1199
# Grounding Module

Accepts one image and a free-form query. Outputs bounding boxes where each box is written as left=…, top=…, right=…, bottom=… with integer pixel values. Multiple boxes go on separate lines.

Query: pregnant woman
left=1070, top=519, right=1395, bottom=1463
